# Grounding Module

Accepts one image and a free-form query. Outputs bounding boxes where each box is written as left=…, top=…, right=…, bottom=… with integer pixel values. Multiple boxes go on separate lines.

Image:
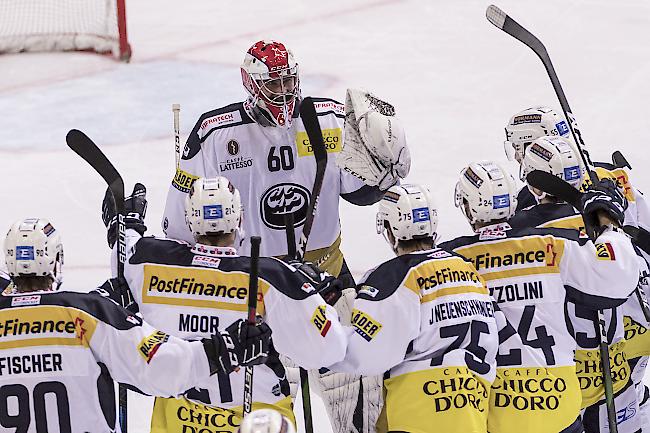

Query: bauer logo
left=260, top=183, right=310, bottom=230
left=556, top=121, right=570, bottom=136
left=203, top=205, right=223, bottom=220
left=138, top=331, right=170, bottom=364
left=15, top=246, right=34, bottom=260
left=595, top=242, right=616, bottom=260
left=412, top=207, right=430, bottom=223
left=351, top=309, right=382, bottom=342
left=564, top=166, right=581, bottom=182
left=493, top=194, right=510, bottom=209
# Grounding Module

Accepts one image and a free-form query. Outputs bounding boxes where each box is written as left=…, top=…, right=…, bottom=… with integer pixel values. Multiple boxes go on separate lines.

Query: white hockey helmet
left=454, top=161, right=518, bottom=225
left=521, top=136, right=585, bottom=194
left=504, top=106, right=571, bottom=163
left=239, top=409, right=296, bottom=433
left=241, top=40, right=300, bottom=127
left=376, top=184, right=438, bottom=249
left=185, top=177, right=243, bottom=238
left=4, top=218, right=63, bottom=287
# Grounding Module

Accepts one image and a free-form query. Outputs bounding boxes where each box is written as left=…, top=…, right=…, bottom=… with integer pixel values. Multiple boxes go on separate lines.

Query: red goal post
left=0, top=0, right=132, bottom=61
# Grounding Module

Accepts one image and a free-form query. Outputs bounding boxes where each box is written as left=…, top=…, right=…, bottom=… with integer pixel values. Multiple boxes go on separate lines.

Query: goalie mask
left=455, top=161, right=518, bottom=226
left=504, top=106, right=571, bottom=164
left=376, top=184, right=438, bottom=249
left=241, top=40, right=300, bottom=128
left=185, top=177, right=243, bottom=238
left=4, top=218, right=63, bottom=289
left=239, top=409, right=296, bottom=433
left=521, top=136, right=585, bottom=201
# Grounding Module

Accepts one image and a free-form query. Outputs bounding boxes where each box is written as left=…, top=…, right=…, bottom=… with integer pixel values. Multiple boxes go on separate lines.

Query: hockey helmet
left=376, top=184, right=438, bottom=249
left=185, top=177, right=243, bottom=238
left=455, top=161, right=518, bottom=225
left=4, top=218, right=63, bottom=288
left=521, top=136, right=585, bottom=196
left=504, top=106, right=571, bottom=163
left=241, top=40, right=300, bottom=127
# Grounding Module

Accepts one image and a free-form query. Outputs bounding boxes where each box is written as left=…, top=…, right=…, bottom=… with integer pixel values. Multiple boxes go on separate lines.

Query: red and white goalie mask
left=241, top=40, right=300, bottom=127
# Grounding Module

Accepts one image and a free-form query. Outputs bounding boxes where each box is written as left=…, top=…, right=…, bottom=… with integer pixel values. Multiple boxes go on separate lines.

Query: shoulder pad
left=182, top=102, right=253, bottom=160
left=257, top=258, right=317, bottom=300
left=130, top=237, right=193, bottom=266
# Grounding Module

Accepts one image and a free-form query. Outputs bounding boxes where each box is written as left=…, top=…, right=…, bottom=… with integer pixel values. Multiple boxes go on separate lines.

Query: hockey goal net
left=0, top=0, right=132, bottom=61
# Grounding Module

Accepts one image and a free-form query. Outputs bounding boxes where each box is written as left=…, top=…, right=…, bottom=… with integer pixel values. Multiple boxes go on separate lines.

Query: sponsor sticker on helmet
left=556, top=121, right=570, bottom=136
left=16, top=246, right=34, bottom=260
left=529, top=143, right=554, bottom=162
left=203, top=205, right=223, bottom=220
left=512, top=114, right=542, bottom=124
left=413, top=207, right=431, bottom=223
left=493, top=194, right=511, bottom=209
left=382, top=191, right=400, bottom=203
left=564, top=166, right=581, bottom=182
left=464, top=168, right=483, bottom=188
left=43, top=223, right=55, bottom=237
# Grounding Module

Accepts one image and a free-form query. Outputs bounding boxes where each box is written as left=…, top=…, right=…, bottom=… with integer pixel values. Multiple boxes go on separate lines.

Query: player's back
left=0, top=289, right=203, bottom=433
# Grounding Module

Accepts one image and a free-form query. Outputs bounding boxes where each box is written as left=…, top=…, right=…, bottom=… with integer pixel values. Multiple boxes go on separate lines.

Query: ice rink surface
left=1, top=0, right=649, bottom=431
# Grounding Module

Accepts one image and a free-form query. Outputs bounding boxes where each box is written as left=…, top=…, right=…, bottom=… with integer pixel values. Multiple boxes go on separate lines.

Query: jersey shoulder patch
left=310, top=97, right=345, bottom=118
left=129, top=236, right=194, bottom=266
left=359, top=252, right=436, bottom=301
left=182, top=102, right=254, bottom=160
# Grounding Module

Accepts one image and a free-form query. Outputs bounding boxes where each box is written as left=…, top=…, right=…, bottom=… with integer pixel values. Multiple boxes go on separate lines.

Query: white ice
left=1, top=0, right=649, bottom=431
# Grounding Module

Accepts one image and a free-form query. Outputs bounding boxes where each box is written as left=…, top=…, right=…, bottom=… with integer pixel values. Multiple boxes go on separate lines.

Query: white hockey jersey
left=328, top=248, right=499, bottom=433
left=0, top=289, right=211, bottom=433
left=121, top=229, right=346, bottom=432
left=161, top=98, right=373, bottom=276
left=441, top=224, right=640, bottom=433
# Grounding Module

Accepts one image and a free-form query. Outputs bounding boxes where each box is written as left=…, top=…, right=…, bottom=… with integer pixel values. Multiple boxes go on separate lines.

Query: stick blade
left=526, top=170, right=582, bottom=209
left=486, top=5, right=506, bottom=29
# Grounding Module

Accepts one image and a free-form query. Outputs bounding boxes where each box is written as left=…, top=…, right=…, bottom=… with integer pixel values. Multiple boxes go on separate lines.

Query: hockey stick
left=173, top=104, right=181, bottom=169
left=486, top=8, right=618, bottom=428
left=66, top=129, right=130, bottom=433
left=291, top=97, right=329, bottom=433
left=243, top=236, right=261, bottom=418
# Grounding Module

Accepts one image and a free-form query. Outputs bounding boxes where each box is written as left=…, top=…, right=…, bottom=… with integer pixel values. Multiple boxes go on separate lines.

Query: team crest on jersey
left=595, top=242, right=616, bottom=260
left=138, top=331, right=170, bottom=363
left=260, top=183, right=311, bottom=230
left=11, top=295, right=41, bottom=306
left=311, top=305, right=331, bottom=337
left=351, top=309, right=382, bottom=342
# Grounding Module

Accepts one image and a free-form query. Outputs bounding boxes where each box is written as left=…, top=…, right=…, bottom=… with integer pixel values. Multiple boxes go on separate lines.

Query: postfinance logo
left=0, top=306, right=97, bottom=349
left=142, top=264, right=268, bottom=312
left=403, top=257, right=486, bottom=301
left=295, top=128, right=342, bottom=157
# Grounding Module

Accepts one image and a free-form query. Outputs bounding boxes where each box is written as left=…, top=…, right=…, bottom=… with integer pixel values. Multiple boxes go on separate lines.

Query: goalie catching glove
left=102, top=182, right=148, bottom=248
left=202, top=318, right=272, bottom=375
left=338, top=88, right=410, bottom=190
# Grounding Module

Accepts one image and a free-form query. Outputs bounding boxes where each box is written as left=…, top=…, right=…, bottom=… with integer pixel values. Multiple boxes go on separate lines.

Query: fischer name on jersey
left=162, top=98, right=371, bottom=273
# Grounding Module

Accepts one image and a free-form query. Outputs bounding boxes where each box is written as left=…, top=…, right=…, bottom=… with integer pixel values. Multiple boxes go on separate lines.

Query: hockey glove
left=202, top=318, right=272, bottom=375
left=580, top=178, right=628, bottom=239
left=102, top=183, right=148, bottom=248
left=289, top=261, right=344, bottom=305
left=337, top=88, right=410, bottom=190
left=96, top=277, right=138, bottom=313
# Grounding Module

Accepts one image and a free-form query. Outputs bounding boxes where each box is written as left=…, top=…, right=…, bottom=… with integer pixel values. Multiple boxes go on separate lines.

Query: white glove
left=338, top=89, right=411, bottom=190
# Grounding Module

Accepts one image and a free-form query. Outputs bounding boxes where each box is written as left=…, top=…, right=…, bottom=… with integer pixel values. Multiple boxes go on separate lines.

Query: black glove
left=96, top=277, right=137, bottom=312
left=580, top=178, right=628, bottom=239
left=288, top=260, right=344, bottom=305
left=102, top=183, right=148, bottom=248
left=202, top=318, right=272, bottom=375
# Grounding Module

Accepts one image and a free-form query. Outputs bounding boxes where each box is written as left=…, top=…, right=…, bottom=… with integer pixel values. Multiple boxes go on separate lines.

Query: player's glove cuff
left=580, top=178, right=627, bottom=239
left=102, top=183, right=148, bottom=248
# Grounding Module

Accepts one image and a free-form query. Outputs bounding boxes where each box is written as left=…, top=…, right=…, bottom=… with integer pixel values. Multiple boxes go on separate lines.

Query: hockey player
left=508, top=139, right=650, bottom=433
left=1, top=217, right=272, bottom=432
left=239, top=408, right=296, bottom=433
left=440, top=161, right=641, bottom=433
left=161, top=40, right=410, bottom=284
left=103, top=178, right=347, bottom=433
left=0, top=269, right=10, bottom=293
left=326, top=184, right=499, bottom=433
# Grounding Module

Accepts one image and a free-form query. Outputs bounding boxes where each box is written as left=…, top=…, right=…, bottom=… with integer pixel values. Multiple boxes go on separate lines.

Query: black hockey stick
left=292, top=97, right=329, bottom=433
left=66, top=129, right=130, bottom=433
left=243, top=236, right=262, bottom=418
